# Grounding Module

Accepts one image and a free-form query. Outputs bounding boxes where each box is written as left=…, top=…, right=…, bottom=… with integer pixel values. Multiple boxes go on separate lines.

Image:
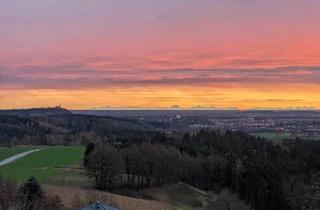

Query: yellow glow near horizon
left=1, top=85, right=319, bottom=110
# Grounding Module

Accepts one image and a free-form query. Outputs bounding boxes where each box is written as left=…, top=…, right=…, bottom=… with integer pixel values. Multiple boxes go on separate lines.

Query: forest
left=84, top=130, right=320, bottom=210
left=0, top=111, right=153, bottom=146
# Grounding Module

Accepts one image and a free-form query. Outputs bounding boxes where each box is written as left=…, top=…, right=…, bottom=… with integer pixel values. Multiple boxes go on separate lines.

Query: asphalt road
left=0, top=149, right=42, bottom=167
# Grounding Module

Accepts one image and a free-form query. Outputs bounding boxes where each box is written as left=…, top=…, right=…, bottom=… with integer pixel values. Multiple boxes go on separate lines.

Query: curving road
left=0, top=149, right=42, bottom=167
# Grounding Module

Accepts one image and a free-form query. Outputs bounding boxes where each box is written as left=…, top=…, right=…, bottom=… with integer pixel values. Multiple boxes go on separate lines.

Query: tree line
left=84, top=130, right=320, bottom=210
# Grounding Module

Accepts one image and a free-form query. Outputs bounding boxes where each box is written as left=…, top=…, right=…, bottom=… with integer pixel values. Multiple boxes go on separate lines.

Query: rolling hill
left=0, top=107, right=154, bottom=146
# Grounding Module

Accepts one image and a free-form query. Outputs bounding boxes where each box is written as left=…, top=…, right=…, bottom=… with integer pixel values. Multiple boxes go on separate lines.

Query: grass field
left=255, top=132, right=295, bottom=143
left=0, top=146, right=85, bottom=183
left=145, top=183, right=213, bottom=210
left=45, top=185, right=171, bottom=210
left=45, top=183, right=249, bottom=210
left=0, top=146, right=39, bottom=161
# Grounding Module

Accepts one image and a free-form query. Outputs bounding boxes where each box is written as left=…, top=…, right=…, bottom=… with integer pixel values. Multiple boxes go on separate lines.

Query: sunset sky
left=1, top=0, right=320, bottom=109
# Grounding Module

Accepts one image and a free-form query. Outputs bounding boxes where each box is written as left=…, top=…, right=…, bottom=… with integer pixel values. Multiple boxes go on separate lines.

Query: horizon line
left=1, top=106, right=319, bottom=112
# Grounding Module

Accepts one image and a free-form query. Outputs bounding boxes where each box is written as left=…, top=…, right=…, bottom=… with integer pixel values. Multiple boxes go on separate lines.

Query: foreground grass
left=0, top=146, right=85, bottom=182
left=44, top=184, right=171, bottom=210
left=0, top=146, right=39, bottom=161
left=144, top=183, right=213, bottom=210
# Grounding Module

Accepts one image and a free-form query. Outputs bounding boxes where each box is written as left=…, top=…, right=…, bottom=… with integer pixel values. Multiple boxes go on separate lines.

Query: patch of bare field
left=44, top=185, right=171, bottom=210
left=144, top=183, right=215, bottom=210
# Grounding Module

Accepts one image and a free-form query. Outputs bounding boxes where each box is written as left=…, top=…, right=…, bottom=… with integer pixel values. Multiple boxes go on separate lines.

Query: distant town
left=74, top=110, right=320, bottom=141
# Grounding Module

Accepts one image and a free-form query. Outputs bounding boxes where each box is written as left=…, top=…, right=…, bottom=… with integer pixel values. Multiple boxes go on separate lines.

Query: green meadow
left=256, top=132, right=294, bottom=140
left=0, top=146, right=85, bottom=183
left=0, top=146, right=39, bottom=161
left=255, top=132, right=295, bottom=144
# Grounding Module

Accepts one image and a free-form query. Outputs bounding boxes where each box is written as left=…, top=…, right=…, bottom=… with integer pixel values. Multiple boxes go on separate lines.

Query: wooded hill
left=0, top=107, right=72, bottom=117
left=0, top=108, right=154, bottom=146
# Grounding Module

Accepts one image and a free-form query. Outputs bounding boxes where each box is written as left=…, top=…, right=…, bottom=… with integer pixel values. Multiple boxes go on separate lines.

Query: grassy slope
left=44, top=185, right=171, bottom=210
left=0, top=146, right=85, bottom=182
left=0, top=147, right=38, bottom=161
left=46, top=183, right=250, bottom=210
left=145, top=183, right=214, bottom=210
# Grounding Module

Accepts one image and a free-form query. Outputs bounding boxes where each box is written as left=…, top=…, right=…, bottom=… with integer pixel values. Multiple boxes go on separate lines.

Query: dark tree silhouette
left=86, top=144, right=124, bottom=190
left=19, top=177, right=45, bottom=210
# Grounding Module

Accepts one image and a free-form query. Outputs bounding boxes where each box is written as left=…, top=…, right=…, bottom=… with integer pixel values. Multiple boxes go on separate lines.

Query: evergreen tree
left=19, top=177, right=45, bottom=210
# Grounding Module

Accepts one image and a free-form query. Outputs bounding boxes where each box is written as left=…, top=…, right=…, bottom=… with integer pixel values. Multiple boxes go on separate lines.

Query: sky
left=1, top=0, right=320, bottom=110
